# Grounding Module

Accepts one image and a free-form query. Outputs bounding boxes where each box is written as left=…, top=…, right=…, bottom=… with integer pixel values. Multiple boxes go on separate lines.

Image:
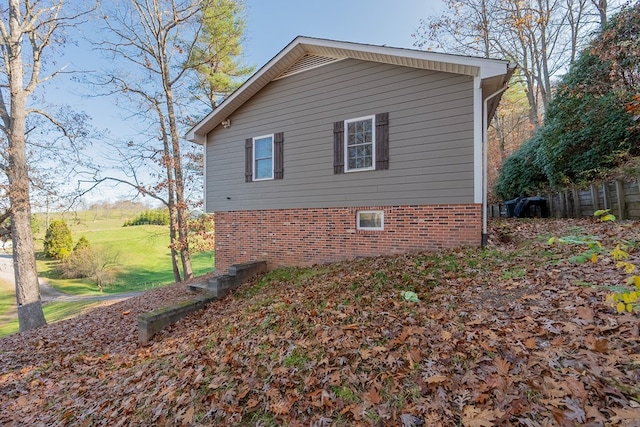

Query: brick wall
left=213, top=204, right=481, bottom=274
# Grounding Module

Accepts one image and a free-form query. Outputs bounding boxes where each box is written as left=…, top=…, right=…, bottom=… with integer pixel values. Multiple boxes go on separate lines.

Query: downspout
left=481, top=84, right=509, bottom=247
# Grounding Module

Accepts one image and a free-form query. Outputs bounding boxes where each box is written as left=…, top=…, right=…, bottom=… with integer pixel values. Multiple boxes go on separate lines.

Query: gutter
left=481, top=83, right=509, bottom=247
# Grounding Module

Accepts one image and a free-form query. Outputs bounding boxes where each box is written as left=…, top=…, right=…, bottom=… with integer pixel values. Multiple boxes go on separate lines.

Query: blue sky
left=240, top=0, right=442, bottom=68
left=60, top=0, right=442, bottom=136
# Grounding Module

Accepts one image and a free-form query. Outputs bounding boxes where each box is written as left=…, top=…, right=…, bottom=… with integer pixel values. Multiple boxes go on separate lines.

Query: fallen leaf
left=462, top=405, right=495, bottom=427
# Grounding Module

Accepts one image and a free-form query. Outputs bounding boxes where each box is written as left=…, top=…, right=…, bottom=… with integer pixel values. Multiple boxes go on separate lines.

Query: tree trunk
left=157, top=104, right=182, bottom=283
left=11, top=205, right=46, bottom=331
left=7, top=0, right=46, bottom=331
left=8, top=118, right=46, bottom=332
left=164, top=82, right=193, bottom=280
left=592, top=0, right=607, bottom=29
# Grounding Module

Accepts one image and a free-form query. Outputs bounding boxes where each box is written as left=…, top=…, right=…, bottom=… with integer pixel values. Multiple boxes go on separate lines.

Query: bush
left=495, top=3, right=640, bottom=198
left=43, top=219, right=73, bottom=260
left=123, top=209, right=170, bottom=227
left=74, top=236, right=91, bottom=251
left=494, top=135, right=547, bottom=200
left=62, top=245, right=119, bottom=292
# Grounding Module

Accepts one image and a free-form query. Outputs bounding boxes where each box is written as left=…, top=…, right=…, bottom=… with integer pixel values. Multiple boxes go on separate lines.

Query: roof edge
left=187, top=36, right=512, bottom=144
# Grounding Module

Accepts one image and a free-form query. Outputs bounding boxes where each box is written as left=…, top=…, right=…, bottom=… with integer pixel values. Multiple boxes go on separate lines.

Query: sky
left=240, top=0, right=442, bottom=68
left=48, top=0, right=444, bottom=205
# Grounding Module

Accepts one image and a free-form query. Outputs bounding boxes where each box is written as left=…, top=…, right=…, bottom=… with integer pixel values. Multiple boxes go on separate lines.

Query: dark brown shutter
left=375, top=112, right=389, bottom=170
left=333, top=121, right=344, bottom=174
left=274, top=132, right=284, bottom=180
left=245, top=138, right=253, bottom=182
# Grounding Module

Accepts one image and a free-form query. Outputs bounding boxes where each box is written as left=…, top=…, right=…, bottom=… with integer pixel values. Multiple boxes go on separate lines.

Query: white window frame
left=357, top=210, right=384, bottom=230
left=344, top=115, right=375, bottom=172
left=253, top=134, right=274, bottom=181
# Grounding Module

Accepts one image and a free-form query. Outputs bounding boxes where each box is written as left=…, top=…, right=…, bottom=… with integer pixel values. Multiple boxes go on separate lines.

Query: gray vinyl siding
left=205, top=58, right=475, bottom=212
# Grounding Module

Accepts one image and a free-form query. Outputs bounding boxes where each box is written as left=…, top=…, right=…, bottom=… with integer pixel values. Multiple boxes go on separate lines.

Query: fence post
left=591, top=184, right=599, bottom=212
left=547, top=192, right=554, bottom=217
left=603, top=182, right=611, bottom=210
left=572, top=189, right=581, bottom=217
left=566, top=191, right=573, bottom=217
left=615, top=180, right=627, bottom=220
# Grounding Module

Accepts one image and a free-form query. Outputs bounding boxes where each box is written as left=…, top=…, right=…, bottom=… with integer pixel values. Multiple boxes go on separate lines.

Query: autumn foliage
left=1, top=219, right=640, bottom=425
left=496, top=2, right=640, bottom=199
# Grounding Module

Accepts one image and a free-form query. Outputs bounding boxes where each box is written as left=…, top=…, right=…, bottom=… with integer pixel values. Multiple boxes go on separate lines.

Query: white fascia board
left=203, top=132, right=208, bottom=213
left=473, top=76, right=483, bottom=204
left=299, top=37, right=509, bottom=78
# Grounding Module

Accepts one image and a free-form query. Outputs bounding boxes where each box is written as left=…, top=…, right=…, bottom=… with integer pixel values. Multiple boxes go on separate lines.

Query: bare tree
left=92, top=0, right=251, bottom=282
left=415, top=0, right=613, bottom=126
left=94, top=0, right=207, bottom=281
left=0, top=0, right=94, bottom=331
left=592, top=0, right=608, bottom=28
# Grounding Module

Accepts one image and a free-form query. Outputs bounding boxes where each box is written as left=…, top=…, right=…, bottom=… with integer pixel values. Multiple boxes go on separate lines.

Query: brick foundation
left=213, top=204, right=481, bottom=274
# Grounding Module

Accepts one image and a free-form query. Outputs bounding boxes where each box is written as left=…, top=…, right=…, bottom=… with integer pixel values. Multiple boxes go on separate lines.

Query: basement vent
left=274, top=54, right=343, bottom=80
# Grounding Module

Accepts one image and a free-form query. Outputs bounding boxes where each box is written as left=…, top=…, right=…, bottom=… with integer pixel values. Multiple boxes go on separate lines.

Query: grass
left=0, top=278, right=18, bottom=336
left=34, top=213, right=215, bottom=294
left=0, top=208, right=216, bottom=336
left=0, top=290, right=12, bottom=317
left=0, top=300, right=109, bottom=337
left=1, top=273, right=111, bottom=336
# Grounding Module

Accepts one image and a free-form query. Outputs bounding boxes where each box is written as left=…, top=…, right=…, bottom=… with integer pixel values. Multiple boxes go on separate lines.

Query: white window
left=357, top=210, right=384, bottom=230
left=345, top=116, right=375, bottom=172
left=253, top=135, right=274, bottom=180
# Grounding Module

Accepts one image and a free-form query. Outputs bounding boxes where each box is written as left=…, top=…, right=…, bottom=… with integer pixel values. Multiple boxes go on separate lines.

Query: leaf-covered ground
left=1, top=218, right=640, bottom=426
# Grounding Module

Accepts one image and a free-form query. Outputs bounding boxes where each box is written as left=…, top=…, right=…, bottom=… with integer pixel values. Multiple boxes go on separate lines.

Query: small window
left=345, top=116, right=375, bottom=172
left=357, top=210, right=384, bottom=230
left=253, top=135, right=273, bottom=180
left=334, top=113, right=388, bottom=174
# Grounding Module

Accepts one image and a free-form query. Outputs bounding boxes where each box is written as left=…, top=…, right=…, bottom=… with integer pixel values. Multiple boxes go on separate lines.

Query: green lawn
left=0, top=208, right=215, bottom=336
left=35, top=213, right=215, bottom=295
left=0, top=279, right=14, bottom=325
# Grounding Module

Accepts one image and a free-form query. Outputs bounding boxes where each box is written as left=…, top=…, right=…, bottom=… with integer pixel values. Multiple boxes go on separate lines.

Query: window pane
left=345, top=117, right=374, bottom=171
left=359, top=212, right=383, bottom=229
left=255, top=158, right=272, bottom=179
left=255, top=137, right=272, bottom=159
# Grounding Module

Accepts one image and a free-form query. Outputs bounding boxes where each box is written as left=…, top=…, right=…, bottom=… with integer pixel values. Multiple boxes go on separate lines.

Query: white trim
left=203, top=133, right=208, bottom=212
left=482, top=84, right=509, bottom=244
left=473, top=77, right=483, bottom=204
left=252, top=134, right=274, bottom=181
left=357, top=210, right=384, bottom=230
left=344, top=115, right=376, bottom=173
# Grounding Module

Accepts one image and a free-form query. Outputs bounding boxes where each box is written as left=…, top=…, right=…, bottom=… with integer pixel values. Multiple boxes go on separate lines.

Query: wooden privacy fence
left=488, top=177, right=640, bottom=220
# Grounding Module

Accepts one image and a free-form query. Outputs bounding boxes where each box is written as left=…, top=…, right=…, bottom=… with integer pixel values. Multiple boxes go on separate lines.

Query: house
left=187, top=36, right=515, bottom=275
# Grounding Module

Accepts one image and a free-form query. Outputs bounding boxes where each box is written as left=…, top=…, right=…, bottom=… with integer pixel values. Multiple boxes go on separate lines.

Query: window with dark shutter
left=375, top=112, right=389, bottom=170
left=274, top=132, right=284, bottom=180
left=245, top=138, right=253, bottom=182
left=333, top=120, right=344, bottom=174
